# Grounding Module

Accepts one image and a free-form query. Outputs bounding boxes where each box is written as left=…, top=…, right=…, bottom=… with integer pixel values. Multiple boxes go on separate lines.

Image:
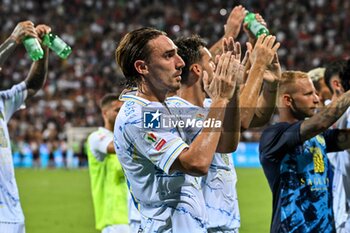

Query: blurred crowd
left=1, top=0, right=349, bottom=166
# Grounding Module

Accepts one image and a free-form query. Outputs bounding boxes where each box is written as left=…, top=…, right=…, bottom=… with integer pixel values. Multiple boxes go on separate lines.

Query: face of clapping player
left=289, top=78, right=320, bottom=120
left=140, top=35, right=185, bottom=94
left=199, top=47, right=216, bottom=89
left=104, top=100, right=123, bottom=127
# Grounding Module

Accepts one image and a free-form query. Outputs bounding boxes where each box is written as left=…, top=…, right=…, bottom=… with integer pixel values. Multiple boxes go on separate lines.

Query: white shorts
left=207, top=228, right=239, bottom=233
left=129, top=220, right=141, bottom=233
left=0, top=222, right=25, bottom=233
left=141, top=214, right=207, bottom=233
left=102, top=224, right=130, bottom=233
left=336, top=217, right=350, bottom=233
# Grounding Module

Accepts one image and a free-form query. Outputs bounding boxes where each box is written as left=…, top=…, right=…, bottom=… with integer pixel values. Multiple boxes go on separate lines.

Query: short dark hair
left=324, top=60, right=347, bottom=94
left=174, top=35, right=207, bottom=84
left=339, top=59, right=350, bottom=92
left=115, top=27, right=166, bottom=88
left=99, top=93, right=120, bottom=109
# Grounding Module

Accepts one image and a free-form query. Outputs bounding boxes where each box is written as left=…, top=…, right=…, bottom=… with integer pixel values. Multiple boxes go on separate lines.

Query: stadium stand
left=1, top=0, right=349, bottom=167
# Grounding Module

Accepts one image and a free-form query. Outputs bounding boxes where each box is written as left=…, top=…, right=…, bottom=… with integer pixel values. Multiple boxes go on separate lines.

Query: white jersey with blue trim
left=114, top=93, right=208, bottom=233
left=328, top=107, right=350, bottom=231
left=169, top=96, right=241, bottom=230
left=0, top=82, right=27, bottom=224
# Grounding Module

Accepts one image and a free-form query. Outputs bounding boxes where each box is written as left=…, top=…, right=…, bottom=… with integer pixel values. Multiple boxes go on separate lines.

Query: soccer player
left=307, top=67, right=332, bottom=107
left=172, top=33, right=279, bottom=232
left=0, top=21, right=50, bottom=233
left=87, top=93, right=133, bottom=233
left=324, top=59, right=350, bottom=232
left=259, top=70, right=350, bottom=232
left=114, top=27, right=239, bottom=232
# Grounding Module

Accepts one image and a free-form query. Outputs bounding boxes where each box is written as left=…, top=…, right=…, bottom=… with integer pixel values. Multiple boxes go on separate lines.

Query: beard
left=290, top=100, right=314, bottom=120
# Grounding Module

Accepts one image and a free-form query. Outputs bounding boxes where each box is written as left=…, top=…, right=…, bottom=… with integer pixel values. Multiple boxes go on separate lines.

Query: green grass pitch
left=16, top=168, right=272, bottom=233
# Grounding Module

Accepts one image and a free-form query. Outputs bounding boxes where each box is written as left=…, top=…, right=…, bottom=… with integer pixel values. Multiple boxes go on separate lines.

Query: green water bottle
left=23, top=37, right=44, bottom=61
left=244, top=11, right=269, bottom=38
left=43, top=33, right=72, bottom=59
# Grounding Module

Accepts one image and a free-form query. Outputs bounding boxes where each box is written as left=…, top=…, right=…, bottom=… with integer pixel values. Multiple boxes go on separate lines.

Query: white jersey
left=169, top=97, right=241, bottom=231
left=114, top=94, right=207, bottom=233
left=128, top=193, right=141, bottom=232
left=328, top=107, right=350, bottom=231
left=0, top=82, right=27, bottom=224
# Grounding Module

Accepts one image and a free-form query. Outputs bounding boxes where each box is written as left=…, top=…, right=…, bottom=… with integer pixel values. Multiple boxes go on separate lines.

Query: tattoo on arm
left=25, top=48, right=48, bottom=97
left=0, top=38, right=17, bottom=65
left=301, top=92, right=350, bottom=141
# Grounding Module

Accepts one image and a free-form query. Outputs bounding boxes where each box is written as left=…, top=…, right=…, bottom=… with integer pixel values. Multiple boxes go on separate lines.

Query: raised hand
left=223, top=37, right=247, bottom=85
left=243, top=13, right=268, bottom=45
left=10, top=21, right=38, bottom=44
left=250, top=35, right=280, bottom=67
left=264, top=53, right=281, bottom=84
left=204, top=50, right=238, bottom=101
left=35, top=24, right=52, bottom=39
left=224, top=5, right=246, bottom=39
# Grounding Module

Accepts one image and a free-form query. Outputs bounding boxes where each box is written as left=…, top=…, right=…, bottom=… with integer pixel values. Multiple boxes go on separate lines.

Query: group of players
left=89, top=5, right=350, bottom=233
left=1, top=4, right=350, bottom=233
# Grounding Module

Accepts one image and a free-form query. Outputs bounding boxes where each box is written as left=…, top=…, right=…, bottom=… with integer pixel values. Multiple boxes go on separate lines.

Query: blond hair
left=307, top=67, right=325, bottom=82
left=279, top=71, right=309, bottom=96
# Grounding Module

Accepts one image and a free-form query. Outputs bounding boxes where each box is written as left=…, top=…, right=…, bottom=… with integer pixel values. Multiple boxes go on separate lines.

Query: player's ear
left=190, top=63, right=201, bottom=75
left=332, top=79, right=341, bottom=89
left=189, top=63, right=202, bottom=82
left=282, top=94, right=293, bottom=107
left=134, top=60, right=148, bottom=75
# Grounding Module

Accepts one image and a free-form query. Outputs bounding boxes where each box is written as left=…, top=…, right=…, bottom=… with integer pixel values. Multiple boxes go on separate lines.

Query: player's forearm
left=209, top=38, right=224, bottom=58
left=301, top=91, right=350, bottom=141
left=174, top=99, right=228, bottom=176
left=240, top=62, right=266, bottom=129
left=25, top=47, right=49, bottom=97
left=106, top=141, right=116, bottom=154
left=0, top=37, right=18, bottom=66
left=249, top=81, right=278, bottom=128
left=209, top=29, right=239, bottom=57
left=217, top=87, right=240, bottom=153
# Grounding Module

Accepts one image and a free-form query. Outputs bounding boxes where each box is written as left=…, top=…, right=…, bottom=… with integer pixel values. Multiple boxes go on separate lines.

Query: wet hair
left=324, top=60, right=347, bottom=94
left=99, top=93, right=120, bottom=110
left=174, top=35, right=207, bottom=84
left=115, top=27, right=166, bottom=88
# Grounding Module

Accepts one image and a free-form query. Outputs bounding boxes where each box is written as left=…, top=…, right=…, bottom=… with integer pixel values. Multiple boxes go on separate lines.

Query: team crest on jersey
left=144, top=132, right=167, bottom=151
left=195, top=113, right=206, bottom=121
left=315, top=135, right=325, bottom=146
left=310, top=146, right=324, bottom=173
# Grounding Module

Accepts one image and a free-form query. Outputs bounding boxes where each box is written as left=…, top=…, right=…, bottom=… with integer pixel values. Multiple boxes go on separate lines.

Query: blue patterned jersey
left=259, top=121, right=339, bottom=233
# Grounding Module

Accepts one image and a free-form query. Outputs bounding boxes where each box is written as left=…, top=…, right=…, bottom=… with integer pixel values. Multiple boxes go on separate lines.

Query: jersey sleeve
left=323, top=129, right=341, bottom=153
left=88, top=129, right=113, bottom=161
left=123, top=116, right=189, bottom=175
left=259, top=121, right=303, bottom=163
left=0, top=82, right=27, bottom=122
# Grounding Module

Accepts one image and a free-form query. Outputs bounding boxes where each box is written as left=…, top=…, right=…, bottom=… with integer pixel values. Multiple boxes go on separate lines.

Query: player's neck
left=178, top=84, right=205, bottom=107
left=104, top=122, right=114, bottom=132
left=278, top=108, right=300, bottom=124
left=137, top=83, right=167, bottom=102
